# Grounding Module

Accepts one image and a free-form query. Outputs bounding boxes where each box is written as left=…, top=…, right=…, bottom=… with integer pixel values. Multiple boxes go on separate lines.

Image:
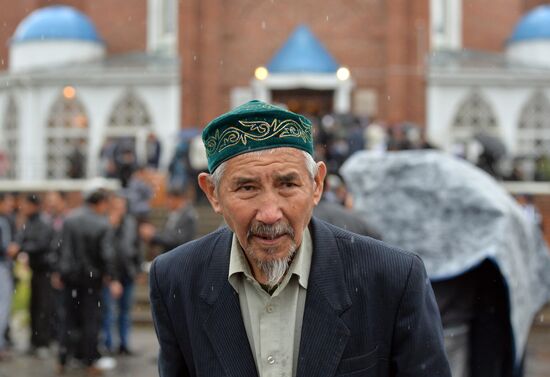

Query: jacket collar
left=199, top=218, right=353, bottom=377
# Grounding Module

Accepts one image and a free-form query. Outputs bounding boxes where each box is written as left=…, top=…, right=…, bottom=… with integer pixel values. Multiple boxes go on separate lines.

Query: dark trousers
left=30, top=270, right=53, bottom=348
left=59, top=282, right=102, bottom=366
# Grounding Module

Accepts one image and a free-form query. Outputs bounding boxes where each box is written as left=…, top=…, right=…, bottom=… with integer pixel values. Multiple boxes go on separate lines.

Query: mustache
left=247, top=221, right=295, bottom=240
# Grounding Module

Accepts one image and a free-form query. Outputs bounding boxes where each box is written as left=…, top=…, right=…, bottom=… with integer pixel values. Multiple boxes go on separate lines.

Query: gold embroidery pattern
left=205, top=118, right=311, bottom=156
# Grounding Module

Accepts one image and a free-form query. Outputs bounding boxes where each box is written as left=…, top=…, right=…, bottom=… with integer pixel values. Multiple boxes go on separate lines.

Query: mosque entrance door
left=272, top=89, right=334, bottom=116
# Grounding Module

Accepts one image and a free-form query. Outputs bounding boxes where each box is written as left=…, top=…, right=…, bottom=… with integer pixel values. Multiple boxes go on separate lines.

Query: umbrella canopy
left=475, top=132, right=507, bottom=159
left=341, top=149, right=550, bottom=361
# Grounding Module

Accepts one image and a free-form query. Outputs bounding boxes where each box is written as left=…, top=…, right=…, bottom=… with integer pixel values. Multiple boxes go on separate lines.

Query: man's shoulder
left=315, top=219, right=418, bottom=269
left=316, top=220, right=424, bottom=297
left=152, top=226, right=230, bottom=273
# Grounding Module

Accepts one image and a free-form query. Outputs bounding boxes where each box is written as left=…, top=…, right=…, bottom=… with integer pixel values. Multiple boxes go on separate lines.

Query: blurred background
left=0, top=1, right=549, bottom=376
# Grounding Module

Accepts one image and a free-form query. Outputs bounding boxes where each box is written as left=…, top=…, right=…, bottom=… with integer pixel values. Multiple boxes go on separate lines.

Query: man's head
left=44, top=191, right=67, bottom=216
left=0, top=192, right=15, bottom=216
left=85, top=189, right=110, bottom=215
left=110, top=193, right=128, bottom=214
left=198, top=100, right=326, bottom=287
left=165, top=187, right=189, bottom=211
left=20, top=193, right=41, bottom=217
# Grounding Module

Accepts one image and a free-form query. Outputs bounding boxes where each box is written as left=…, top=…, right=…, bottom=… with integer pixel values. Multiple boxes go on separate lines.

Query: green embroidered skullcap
left=202, top=100, right=313, bottom=173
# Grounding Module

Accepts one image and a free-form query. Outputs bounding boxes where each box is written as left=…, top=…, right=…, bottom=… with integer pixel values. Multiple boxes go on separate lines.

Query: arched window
left=2, top=95, right=18, bottom=178
left=517, top=91, right=550, bottom=157
left=103, top=90, right=153, bottom=168
left=46, top=92, right=89, bottom=179
left=450, top=91, right=499, bottom=154
left=108, top=90, right=152, bottom=129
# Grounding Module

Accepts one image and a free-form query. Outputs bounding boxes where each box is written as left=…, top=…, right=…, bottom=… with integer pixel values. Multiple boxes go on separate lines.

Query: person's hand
left=51, top=272, right=64, bottom=290
left=139, top=223, right=156, bottom=242
left=110, top=280, right=123, bottom=299
left=7, top=243, right=19, bottom=259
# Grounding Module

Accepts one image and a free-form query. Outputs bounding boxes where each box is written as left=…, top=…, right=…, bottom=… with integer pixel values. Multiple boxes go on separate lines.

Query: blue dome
left=12, top=5, right=102, bottom=44
left=267, top=25, right=339, bottom=73
left=509, top=5, right=550, bottom=43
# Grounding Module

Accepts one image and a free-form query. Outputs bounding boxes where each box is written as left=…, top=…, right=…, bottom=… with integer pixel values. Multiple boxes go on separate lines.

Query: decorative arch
left=46, top=92, right=89, bottom=178
left=451, top=91, right=498, bottom=135
left=2, top=94, right=18, bottom=178
left=102, top=90, right=153, bottom=167
left=517, top=90, right=550, bottom=157
left=449, top=91, right=500, bottom=157
left=108, top=90, right=152, bottom=129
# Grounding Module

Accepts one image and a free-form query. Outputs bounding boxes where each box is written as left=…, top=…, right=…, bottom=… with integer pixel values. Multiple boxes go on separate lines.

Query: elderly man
left=149, top=100, right=450, bottom=377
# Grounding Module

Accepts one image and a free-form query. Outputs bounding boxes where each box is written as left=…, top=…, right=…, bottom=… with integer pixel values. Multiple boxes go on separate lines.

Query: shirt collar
left=228, top=227, right=313, bottom=292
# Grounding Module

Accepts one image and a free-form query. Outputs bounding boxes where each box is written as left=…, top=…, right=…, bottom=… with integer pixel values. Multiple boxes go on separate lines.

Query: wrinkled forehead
left=224, top=147, right=307, bottom=170
left=223, top=154, right=311, bottom=190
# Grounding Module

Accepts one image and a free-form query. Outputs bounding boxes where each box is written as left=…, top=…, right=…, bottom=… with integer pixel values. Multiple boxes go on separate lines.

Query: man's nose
left=255, top=193, right=283, bottom=225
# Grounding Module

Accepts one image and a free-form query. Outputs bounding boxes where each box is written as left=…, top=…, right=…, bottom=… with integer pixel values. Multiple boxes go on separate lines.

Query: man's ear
left=312, top=161, right=327, bottom=206
left=198, top=173, right=222, bottom=214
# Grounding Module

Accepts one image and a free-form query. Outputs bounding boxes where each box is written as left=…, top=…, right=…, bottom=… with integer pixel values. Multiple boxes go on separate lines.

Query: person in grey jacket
left=140, top=187, right=197, bottom=253
left=57, top=189, right=122, bottom=374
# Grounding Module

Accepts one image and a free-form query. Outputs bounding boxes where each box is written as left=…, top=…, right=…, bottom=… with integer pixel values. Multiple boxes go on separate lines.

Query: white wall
left=507, top=41, right=550, bottom=68
left=137, top=84, right=180, bottom=169
left=19, top=86, right=46, bottom=179
left=12, top=82, right=179, bottom=180
left=428, top=82, right=547, bottom=155
left=10, top=41, right=105, bottom=72
left=427, top=85, right=469, bottom=149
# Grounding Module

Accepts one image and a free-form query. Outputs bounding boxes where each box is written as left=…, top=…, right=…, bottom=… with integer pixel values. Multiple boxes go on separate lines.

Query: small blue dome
left=509, top=5, right=550, bottom=43
left=12, top=5, right=102, bottom=44
left=267, top=25, right=339, bottom=73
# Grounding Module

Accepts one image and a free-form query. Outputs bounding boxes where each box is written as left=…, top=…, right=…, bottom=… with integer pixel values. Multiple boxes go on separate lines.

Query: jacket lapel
left=296, top=218, right=353, bottom=377
left=200, top=229, right=258, bottom=377
left=198, top=220, right=353, bottom=377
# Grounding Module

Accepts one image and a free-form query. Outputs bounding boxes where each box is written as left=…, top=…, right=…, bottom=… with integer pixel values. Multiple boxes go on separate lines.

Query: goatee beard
left=246, top=221, right=297, bottom=289
left=254, top=244, right=297, bottom=289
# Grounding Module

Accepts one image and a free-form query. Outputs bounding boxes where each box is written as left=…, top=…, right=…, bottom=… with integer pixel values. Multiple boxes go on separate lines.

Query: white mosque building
left=0, top=5, right=179, bottom=181
left=2, top=4, right=550, bottom=181
left=427, top=5, right=550, bottom=179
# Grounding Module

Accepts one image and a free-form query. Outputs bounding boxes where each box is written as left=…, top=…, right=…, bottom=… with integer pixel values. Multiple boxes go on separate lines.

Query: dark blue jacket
left=149, top=218, right=450, bottom=377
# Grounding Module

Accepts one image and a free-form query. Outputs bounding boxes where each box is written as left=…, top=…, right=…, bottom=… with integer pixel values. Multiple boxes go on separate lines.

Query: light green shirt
left=228, top=228, right=312, bottom=377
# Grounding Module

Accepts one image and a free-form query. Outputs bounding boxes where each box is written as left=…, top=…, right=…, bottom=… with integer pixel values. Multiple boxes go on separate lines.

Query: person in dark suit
left=57, top=189, right=122, bottom=375
left=15, top=194, right=55, bottom=356
left=149, top=100, right=450, bottom=377
left=139, top=187, right=197, bottom=253
left=313, top=174, right=382, bottom=239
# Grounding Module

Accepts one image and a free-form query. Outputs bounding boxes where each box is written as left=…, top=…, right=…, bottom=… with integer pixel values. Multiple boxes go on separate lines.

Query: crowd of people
left=0, top=104, right=548, bottom=377
left=0, top=184, right=198, bottom=375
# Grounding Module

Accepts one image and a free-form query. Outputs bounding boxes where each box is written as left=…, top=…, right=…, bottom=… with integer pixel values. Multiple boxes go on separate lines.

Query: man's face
left=20, top=199, right=39, bottom=217
left=166, top=195, right=185, bottom=211
left=44, top=192, right=66, bottom=216
left=200, top=148, right=326, bottom=283
left=0, top=195, right=14, bottom=215
left=110, top=196, right=127, bottom=215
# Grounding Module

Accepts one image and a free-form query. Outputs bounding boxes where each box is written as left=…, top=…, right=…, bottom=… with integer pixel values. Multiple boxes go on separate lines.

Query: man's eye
left=238, top=185, right=256, bottom=191
left=282, top=182, right=297, bottom=188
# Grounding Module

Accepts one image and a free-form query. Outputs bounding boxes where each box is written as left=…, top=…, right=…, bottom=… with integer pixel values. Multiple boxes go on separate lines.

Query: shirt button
left=266, top=305, right=273, bottom=313
left=267, top=355, right=275, bottom=365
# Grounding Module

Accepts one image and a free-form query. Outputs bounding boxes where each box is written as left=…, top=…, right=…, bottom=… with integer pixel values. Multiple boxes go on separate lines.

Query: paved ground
left=1, top=321, right=549, bottom=376
left=0, top=325, right=158, bottom=377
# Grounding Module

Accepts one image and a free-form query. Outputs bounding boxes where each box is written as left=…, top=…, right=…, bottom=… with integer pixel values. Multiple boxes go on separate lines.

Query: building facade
left=0, top=1, right=179, bottom=180
left=427, top=5, right=550, bottom=179
left=0, top=0, right=549, bottom=180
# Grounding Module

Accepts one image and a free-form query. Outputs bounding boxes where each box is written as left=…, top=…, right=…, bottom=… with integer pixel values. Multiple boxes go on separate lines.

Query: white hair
left=210, top=149, right=318, bottom=190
